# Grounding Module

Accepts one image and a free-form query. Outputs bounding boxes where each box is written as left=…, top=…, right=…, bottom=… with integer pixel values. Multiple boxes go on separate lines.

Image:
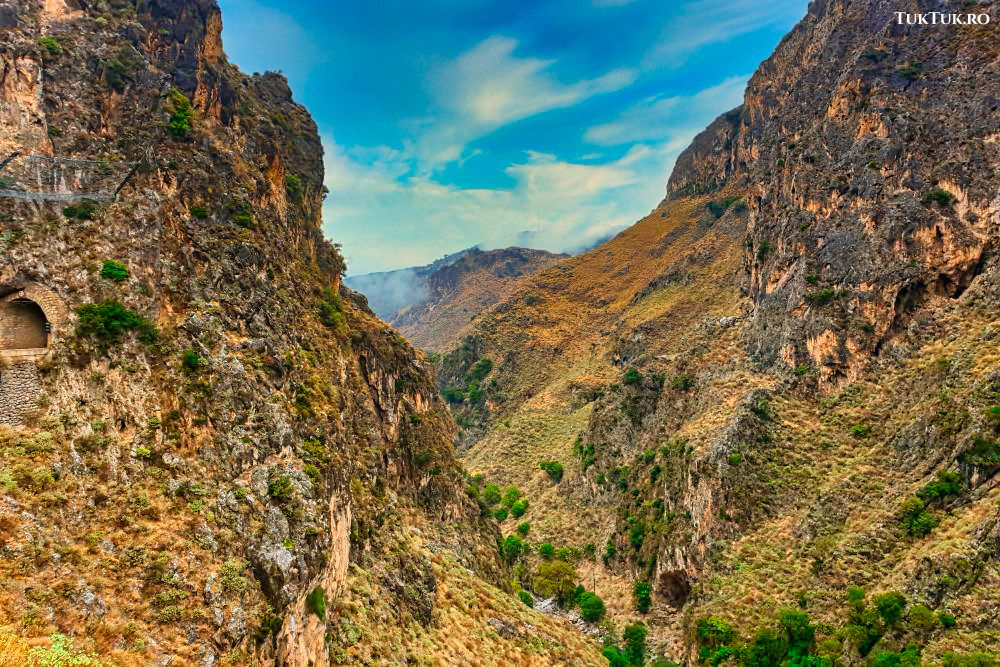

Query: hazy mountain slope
left=392, top=247, right=568, bottom=353
left=434, top=0, right=1000, bottom=662
left=343, top=247, right=477, bottom=322
left=346, top=246, right=567, bottom=353
left=0, top=2, right=602, bottom=665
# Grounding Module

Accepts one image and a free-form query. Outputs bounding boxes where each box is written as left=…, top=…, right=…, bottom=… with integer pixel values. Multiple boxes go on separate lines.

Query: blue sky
left=217, top=0, right=808, bottom=274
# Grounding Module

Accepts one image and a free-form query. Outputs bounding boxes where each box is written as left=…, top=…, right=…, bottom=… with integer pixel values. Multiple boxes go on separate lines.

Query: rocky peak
left=665, top=0, right=998, bottom=387
left=665, top=105, right=742, bottom=200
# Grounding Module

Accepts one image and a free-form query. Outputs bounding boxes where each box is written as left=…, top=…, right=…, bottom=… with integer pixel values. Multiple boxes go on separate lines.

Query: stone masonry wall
left=0, top=359, right=40, bottom=425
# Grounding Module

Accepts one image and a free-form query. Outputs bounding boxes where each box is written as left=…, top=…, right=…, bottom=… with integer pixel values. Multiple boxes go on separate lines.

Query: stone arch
left=0, top=283, right=63, bottom=425
left=0, top=298, right=48, bottom=349
left=0, top=283, right=65, bottom=357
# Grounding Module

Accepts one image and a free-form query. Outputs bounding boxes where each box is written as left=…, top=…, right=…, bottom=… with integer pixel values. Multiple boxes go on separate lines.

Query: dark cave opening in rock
left=658, top=570, right=692, bottom=608
left=0, top=298, right=49, bottom=350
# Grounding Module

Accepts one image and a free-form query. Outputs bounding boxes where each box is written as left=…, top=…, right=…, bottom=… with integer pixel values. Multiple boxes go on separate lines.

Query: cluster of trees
left=695, top=587, right=975, bottom=667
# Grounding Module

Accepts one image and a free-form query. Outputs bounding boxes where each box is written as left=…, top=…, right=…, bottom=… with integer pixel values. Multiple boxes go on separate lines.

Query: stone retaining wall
left=0, top=359, right=40, bottom=425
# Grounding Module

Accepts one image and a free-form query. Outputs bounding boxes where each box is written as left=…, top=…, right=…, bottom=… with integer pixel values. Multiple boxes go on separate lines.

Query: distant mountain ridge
left=346, top=246, right=567, bottom=351
left=344, top=246, right=478, bottom=321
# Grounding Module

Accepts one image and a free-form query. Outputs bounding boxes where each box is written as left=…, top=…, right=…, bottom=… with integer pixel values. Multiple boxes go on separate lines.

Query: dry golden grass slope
left=444, top=180, right=1000, bottom=662
left=454, top=191, right=751, bottom=647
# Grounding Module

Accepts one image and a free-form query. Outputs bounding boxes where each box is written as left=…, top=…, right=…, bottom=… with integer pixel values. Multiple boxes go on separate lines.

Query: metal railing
left=0, top=153, right=137, bottom=202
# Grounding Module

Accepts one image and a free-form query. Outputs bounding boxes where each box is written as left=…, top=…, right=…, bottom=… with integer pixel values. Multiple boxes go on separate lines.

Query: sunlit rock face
left=667, top=0, right=998, bottom=388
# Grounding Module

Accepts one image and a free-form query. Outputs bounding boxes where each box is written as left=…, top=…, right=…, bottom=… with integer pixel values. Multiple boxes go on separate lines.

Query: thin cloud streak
left=644, top=0, right=805, bottom=67
left=408, top=36, right=637, bottom=173
left=584, top=75, right=748, bottom=145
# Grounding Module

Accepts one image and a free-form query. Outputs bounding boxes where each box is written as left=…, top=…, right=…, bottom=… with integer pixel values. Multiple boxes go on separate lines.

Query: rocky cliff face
left=0, top=1, right=509, bottom=664
left=669, top=0, right=999, bottom=387
left=435, top=0, right=1000, bottom=662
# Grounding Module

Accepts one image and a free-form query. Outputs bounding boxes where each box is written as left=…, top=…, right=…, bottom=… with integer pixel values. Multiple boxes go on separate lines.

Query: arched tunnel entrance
left=0, top=297, right=49, bottom=350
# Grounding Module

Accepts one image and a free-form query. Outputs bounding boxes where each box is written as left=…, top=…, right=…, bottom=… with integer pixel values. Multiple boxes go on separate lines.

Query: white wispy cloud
left=324, top=136, right=683, bottom=274
left=644, top=0, right=806, bottom=67
left=584, top=75, right=748, bottom=145
left=408, top=36, right=637, bottom=172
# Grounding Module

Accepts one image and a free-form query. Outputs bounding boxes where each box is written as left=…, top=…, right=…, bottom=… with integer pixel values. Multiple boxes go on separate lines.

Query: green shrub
left=76, top=300, right=157, bottom=351
left=988, top=406, right=1000, bottom=433
left=515, top=522, right=531, bottom=537
left=539, top=461, right=564, bottom=482
left=318, top=288, right=345, bottom=332
left=302, top=438, right=329, bottom=465
left=232, top=212, right=254, bottom=228
left=502, top=535, right=523, bottom=564
left=628, top=520, right=645, bottom=550
left=493, top=507, right=508, bottom=522
left=869, top=645, right=921, bottom=667
left=633, top=580, right=652, bottom=613
left=706, top=196, right=745, bottom=218
left=850, top=423, right=871, bottom=439
left=727, top=452, right=742, bottom=466
left=697, top=616, right=736, bottom=650
left=101, top=57, right=130, bottom=91
left=29, top=634, right=101, bottom=666
left=305, top=586, right=326, bottom=619
left=670, top=374, right=695, bottom=391
left=538, top=543, right=555, bottom=560
left=190, top=205, right=209, bottom=219
left=442, top=387, right=465, bottom=404
left=483, top=484, right=501, bottom=505
left=510, top=499, right=528, bottom=518
left=960, top=436, right=1000, bottom=468
left=874, top=592, right=907, bottom=626
left=940, top=653, right=997, bottom=667
left=907, top=604, right=937, bottom=633
left=579, top=591, right=606, bottom=622
left=532, top=560, right=578, bottom=604
left=303, top=464, right=320, bottom=483
left=623, top=622, right=647, bottom=666
left=518, top=590, right=533, bottom=607
left=918, top=470, right=963, bottom=502
left=219, top=560, right=249, bottom=594
left=502, top=486, right=522, bottom=508
left=922, top=188, right=955, bottom=207
left=623, top=368, right=641, bottom=386
left=603, top=646, right=628, bottom=667
left=901, top=497, right=937, bottom=537
left=63, top=198, right=99, bottom=220
left=603, top=540, right=616, bottom=565
left=268, top=475, right=294, bottom=502
left=166, top=88, right=194, bottom=139
left=100, top=259, right=129, bottom=283
left=181, top=349, right=204, bottom=374
left=939, top=612, right=957, bottom=628
left=577, top=441, right=597, bottom=469
left=285, top=173, right=304, bottom=202
left=807, top=288, right=849, bottom=306
left=555, top=547, right=575, bottom=562
left=469, top=358, right=494, bottom=382
left=38, top=36, right=62, bottom=55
